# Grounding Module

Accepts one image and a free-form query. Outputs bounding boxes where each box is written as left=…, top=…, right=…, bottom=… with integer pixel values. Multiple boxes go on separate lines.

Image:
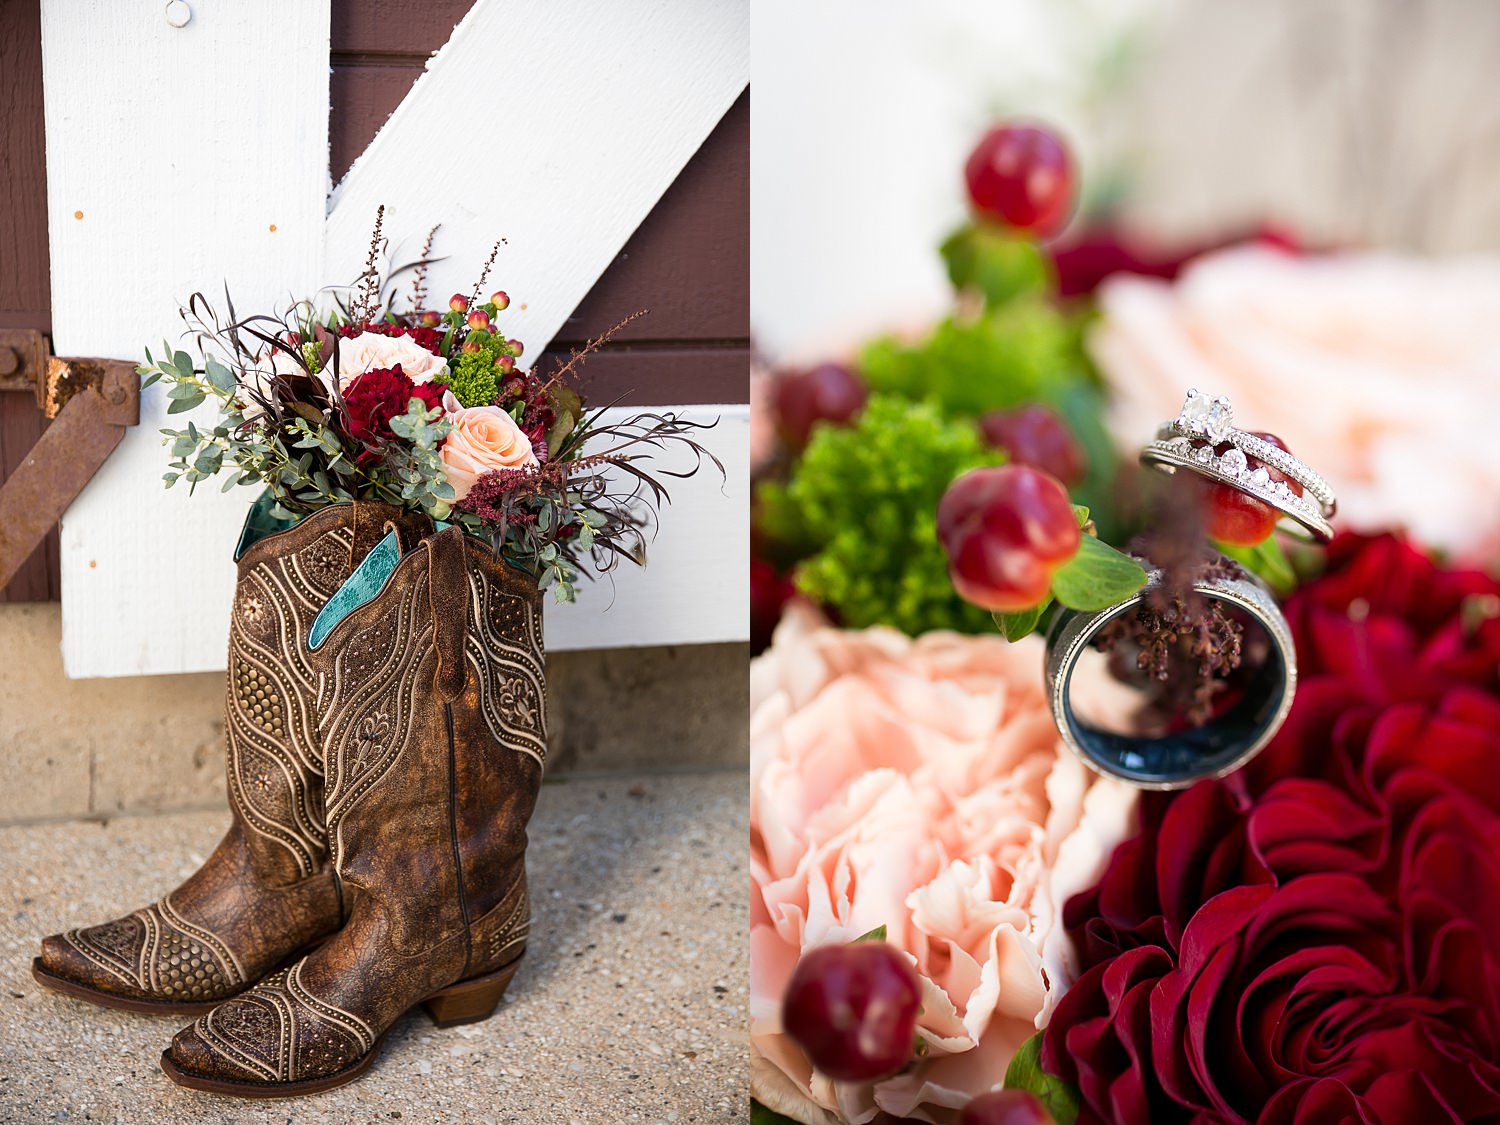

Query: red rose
left=341, top=365, right=440, bottom=463
left=1044, top=535, right=1500, bottom=1124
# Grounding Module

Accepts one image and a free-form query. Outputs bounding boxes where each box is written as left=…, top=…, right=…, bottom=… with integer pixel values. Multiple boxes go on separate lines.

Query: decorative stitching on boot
left=193, top=962, right=375, bottom=1083
left=466, top=568, right=548, bottom=767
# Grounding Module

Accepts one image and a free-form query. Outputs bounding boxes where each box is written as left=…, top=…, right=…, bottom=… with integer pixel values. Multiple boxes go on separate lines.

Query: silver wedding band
left=1044, top=565, right=1297, bottom=789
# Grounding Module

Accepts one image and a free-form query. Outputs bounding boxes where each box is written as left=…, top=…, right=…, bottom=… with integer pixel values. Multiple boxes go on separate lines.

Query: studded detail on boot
left=33, top=502, right=431, bottom=1015
left=162, top=526, right=546, bottom=1096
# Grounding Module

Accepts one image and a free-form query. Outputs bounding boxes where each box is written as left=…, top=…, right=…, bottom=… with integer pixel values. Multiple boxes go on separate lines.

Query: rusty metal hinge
left=0, top=329, right=140, bottom=591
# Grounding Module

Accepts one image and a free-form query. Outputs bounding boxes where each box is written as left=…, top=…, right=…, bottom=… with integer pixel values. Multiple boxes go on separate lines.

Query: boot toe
left=168, top=1021, right=267, bottom=1085
left=36, top=926, right=151, bottom=1001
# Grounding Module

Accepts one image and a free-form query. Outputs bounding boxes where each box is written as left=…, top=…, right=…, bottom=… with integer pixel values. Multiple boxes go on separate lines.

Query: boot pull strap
left=424, top=525, right=471, bottom=703
left=349, top=501, right=388, bottom=571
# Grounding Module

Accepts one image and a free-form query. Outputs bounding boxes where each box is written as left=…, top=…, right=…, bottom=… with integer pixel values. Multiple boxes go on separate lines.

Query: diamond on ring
left=1142, top=390, right=1338, bottom=543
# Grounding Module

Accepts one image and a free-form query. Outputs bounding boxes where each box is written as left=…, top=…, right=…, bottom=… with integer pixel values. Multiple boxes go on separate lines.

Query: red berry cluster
left=964, top=124, right=1075, bottom=237
left=772, top=362, right=867, bottom=451
left=937, top=465, right=1081, bottom=613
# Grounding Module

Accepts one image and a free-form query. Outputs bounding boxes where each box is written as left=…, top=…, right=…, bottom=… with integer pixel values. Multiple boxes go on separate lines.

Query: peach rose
left=336, top=330, right=449, bottom=389
left=439, top=390, right=538, bottom=500
left=1092, top=246, right=1500, bottom=561
left=750, top=603, right=1138, bottom=1124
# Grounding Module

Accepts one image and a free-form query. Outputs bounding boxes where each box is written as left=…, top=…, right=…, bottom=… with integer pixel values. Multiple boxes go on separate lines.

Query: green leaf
left=166, top=393, right=205, bottom=415
left=1050, top=536, right=1147, bottom=612
left=994, top=597, right=1050, bottom=642
left=750, top=1102, right=802, bottom=1125
left=852, top=925, right=887, bottom=943
left=940, top=221, right=1052, bottom=308
left=1003, top=1032, right=1081, bottom=1125
left=1214, top=536, right=1296, bottom=596
left=1072, top=505, right=1090, bottom=526
left=172, top=349, right=194, bottom=378
left=203, top=355, right=236, bottom=394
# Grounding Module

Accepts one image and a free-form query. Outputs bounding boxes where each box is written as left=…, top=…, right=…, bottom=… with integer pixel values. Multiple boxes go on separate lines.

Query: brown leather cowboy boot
left=161, top=525, right=546, bottom=1096
left=32, top=501, right=430, bottom=1014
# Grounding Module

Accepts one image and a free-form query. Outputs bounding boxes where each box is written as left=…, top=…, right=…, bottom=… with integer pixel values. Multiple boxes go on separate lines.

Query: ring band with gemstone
left=1044, top=565, right=1297, bottom=790
left=1140, top=390, right=1337, bottom=543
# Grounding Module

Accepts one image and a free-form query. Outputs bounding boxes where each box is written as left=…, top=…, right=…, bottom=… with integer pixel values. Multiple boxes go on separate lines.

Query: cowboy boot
left=161, top=525, right=546, bottom=1096
left=33, top=500, right=431, bottom=1014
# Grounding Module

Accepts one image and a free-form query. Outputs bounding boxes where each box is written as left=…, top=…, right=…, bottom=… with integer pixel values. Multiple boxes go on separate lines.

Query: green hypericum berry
left=301, top=340, right=323, bottom=372
left=441, top=349, right=501, bottom=408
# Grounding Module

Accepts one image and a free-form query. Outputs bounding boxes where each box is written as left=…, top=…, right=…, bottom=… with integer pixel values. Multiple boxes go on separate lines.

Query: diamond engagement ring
left=1140, top=390, right=1337, bottom=542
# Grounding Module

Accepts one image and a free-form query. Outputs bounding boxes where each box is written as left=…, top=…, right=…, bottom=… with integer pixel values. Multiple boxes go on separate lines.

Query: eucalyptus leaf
left=166, top=394, right=204, bottom=415
left=204, top=355, right=236, bottom=394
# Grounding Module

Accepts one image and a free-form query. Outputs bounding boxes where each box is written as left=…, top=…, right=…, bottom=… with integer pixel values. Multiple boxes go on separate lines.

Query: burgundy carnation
left=1044, top=534, right=1500, bottom=1124
left=341, top=365, right=441, bottom=463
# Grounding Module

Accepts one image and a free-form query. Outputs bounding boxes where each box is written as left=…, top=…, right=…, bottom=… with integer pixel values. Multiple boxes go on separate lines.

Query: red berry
left=491, top=290, right=510, bottom=311
left=964, top=124, right=1074, bottom=237
left=449, top=293, right=469, bottom=313
left=467, top=309, right=491, bottom=332
left=979, top=405, right=1086, bottom=485
left=1200, top=431, right=1302, bottom=546
left=506, top=338, right=524, bottom=357
left=958, top=1090, right=1055, bottom=1125
left=782, top=942, right=922, bottom=1082
left=937, top=466, right=1080, bottom=613
left=773, top=363, right=867, bottom=450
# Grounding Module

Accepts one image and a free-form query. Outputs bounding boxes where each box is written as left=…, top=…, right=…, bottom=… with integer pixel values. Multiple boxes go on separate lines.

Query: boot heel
left=422, top=958, right=522, bottom=1027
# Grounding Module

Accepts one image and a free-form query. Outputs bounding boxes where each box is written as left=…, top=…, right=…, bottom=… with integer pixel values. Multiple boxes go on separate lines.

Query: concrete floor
left=0, top=770, right=747, bottom=1124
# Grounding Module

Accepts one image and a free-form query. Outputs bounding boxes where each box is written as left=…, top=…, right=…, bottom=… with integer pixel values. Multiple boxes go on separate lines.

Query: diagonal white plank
left=326, top=0, right=750, bottom=357
left=45, top=0, right=332, bottom=678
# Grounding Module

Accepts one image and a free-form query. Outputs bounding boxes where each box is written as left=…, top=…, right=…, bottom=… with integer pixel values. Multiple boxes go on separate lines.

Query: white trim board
left=546, top=404, right=748, bottom=652
left=45, top=0, right=750, bottom=677
left=326, top=0, right=751, bottom=357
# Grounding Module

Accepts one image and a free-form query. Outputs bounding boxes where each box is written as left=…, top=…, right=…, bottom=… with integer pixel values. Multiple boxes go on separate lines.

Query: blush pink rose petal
left=336, top=330, right=449, bottom=389
left=1091, top=246, right=1500, bottom=561
left=750, top=603, right=1138, bottom=1124
left=439, top=390, right=538, bottom=500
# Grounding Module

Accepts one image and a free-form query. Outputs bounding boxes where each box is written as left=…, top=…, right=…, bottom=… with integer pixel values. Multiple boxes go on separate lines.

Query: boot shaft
left=311, top=525, right=546, bottom=964
left=226, top=501, right=433, bottom=886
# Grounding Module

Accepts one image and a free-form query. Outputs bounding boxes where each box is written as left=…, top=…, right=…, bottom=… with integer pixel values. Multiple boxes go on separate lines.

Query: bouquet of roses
left=141, top=211, right=718, bottom=601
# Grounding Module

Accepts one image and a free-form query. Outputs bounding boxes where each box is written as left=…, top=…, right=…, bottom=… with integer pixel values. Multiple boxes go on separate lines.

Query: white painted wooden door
left=41, top=0, right=749, bottom=678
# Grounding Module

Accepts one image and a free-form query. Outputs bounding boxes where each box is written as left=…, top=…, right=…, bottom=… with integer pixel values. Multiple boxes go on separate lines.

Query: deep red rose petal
left=1249, top=778, right=1384, bottom=880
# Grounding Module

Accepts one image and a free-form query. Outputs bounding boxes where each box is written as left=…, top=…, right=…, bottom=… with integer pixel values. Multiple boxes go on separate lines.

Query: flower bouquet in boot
left=36, top=212, right=719, bottom=1097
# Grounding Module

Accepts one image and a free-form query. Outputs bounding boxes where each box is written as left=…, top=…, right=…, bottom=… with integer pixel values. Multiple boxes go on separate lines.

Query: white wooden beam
left=45, top=0, right=332, bottom=678
left=545, top=404, right=748, bottom=652
left=326, top=0, right=750, bottom=357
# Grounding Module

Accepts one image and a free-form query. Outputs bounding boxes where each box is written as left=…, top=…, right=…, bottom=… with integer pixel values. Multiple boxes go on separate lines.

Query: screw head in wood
left=165, top=1, right=192, bottom=28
